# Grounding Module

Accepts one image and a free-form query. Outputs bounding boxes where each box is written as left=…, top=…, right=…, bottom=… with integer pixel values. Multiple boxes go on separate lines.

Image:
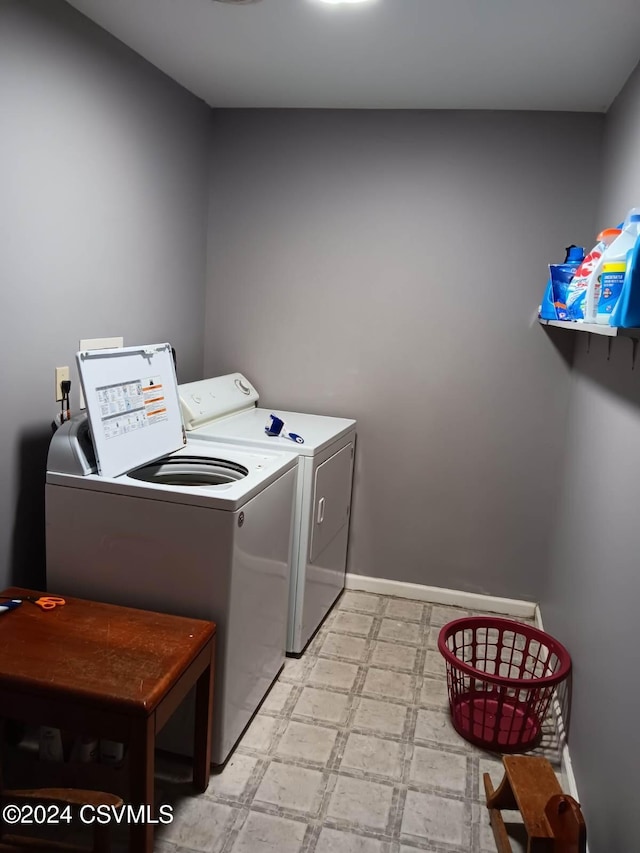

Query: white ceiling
left=66, top=0, right=640, bottom=112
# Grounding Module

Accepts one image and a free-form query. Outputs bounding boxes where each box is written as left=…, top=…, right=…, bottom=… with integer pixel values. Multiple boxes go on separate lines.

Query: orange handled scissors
left=0, top=595, right=65, bottom=610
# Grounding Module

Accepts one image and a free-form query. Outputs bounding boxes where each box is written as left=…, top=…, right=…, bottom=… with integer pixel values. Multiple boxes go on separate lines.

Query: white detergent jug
left=580, top=228, right=621, bottom=322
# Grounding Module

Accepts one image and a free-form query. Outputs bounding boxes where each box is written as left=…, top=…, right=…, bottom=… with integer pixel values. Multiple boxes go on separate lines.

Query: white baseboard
left=535, top=606, right=582, bottom=810
left=345, top=573, right=537, bottom=618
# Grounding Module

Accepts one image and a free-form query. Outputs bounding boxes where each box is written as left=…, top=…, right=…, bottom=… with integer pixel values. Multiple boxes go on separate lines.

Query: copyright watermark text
left=2, top=803, right=173, bottom=826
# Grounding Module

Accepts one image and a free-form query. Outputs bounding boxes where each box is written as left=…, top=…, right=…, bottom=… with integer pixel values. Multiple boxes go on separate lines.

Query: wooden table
left=0, top=587, right=215, bottom=853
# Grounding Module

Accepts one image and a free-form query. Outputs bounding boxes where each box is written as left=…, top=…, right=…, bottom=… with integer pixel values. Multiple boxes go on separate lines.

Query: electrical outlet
left=55, top=366, right=69, bottom=402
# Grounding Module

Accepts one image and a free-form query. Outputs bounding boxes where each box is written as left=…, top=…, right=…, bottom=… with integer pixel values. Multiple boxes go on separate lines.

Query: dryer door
left=310, top=443, right=353, bottom=562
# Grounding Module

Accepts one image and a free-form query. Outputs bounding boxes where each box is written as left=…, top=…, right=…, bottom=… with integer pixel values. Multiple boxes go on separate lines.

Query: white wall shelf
left=539, top=319, right=640, bottom=366
left=539, top=319, right=640, bottom=338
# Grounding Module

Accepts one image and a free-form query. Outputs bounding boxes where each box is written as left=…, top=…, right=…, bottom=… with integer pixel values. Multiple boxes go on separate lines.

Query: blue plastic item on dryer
left=609, top=238, right=640, bottom=327
left=265, top=413, right=304, bottom=444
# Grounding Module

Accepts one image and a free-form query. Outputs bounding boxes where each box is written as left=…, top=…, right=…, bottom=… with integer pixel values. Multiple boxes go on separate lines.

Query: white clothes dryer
left=179, top=373, right=356, bottom=655
left=46, top=345, right=296, bottom=765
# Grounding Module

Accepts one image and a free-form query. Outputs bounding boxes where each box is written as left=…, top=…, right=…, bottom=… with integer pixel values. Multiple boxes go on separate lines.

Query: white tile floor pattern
left=141, top=590, right=564, bottom=853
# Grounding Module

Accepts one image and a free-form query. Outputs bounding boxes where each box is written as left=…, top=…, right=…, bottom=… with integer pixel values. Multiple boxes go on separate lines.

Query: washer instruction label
left=97, top=376, right=168, bottom=440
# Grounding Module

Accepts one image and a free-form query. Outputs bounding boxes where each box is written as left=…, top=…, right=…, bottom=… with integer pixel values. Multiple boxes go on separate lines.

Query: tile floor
left=145, top=590, right=564, bottom=853
left=6, top=591, right=562, bottom=852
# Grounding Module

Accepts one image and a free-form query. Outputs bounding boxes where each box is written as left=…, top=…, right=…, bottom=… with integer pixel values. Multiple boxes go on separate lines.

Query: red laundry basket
left=438, top=617, right=571, bottom=752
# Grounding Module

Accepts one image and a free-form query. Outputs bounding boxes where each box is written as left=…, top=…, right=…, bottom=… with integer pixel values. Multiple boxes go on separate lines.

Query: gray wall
left=204, top=109, right=603, bottom=601
left=541, top=61, right=640, bottom=853
left=0, top=0, right=211, bottom=589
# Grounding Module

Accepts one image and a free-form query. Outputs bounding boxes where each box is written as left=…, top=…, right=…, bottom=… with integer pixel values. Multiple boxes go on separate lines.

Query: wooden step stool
left=484, top=755, right=586, bottom=853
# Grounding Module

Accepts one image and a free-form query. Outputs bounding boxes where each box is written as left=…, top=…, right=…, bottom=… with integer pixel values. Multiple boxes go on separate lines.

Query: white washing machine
left=179, top=373, right=356, bottom=655
left=46, top=344, right=296, bottom=765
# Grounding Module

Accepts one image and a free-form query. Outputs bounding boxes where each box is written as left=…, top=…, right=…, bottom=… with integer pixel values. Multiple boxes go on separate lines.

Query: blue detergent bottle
left=609, top=236, right=640, bottom=328
left=596, top=211, right=640, bottom=325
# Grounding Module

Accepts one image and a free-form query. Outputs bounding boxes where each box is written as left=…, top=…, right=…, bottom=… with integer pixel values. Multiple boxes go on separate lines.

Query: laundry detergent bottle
left=595, top=210, right=640, bottom=324
left=610, top=239, right=640, bottom=328
left=579, top=227, right=622, bottom=322
left=540, top=245, right=585, bottom=321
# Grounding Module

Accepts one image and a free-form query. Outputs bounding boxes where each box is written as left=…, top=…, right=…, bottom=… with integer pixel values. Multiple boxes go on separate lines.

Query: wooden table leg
left=485, top=764, right=518, bottom=812
left=128, top=715, right=155, bottom=853
left=484, top=769, right=515, bottom=853
left=193, top=641, right=214, bottom=792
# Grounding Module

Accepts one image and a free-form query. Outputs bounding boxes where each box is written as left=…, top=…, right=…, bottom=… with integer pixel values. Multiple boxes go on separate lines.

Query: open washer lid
left=76, top=342, right=185, bottom=478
